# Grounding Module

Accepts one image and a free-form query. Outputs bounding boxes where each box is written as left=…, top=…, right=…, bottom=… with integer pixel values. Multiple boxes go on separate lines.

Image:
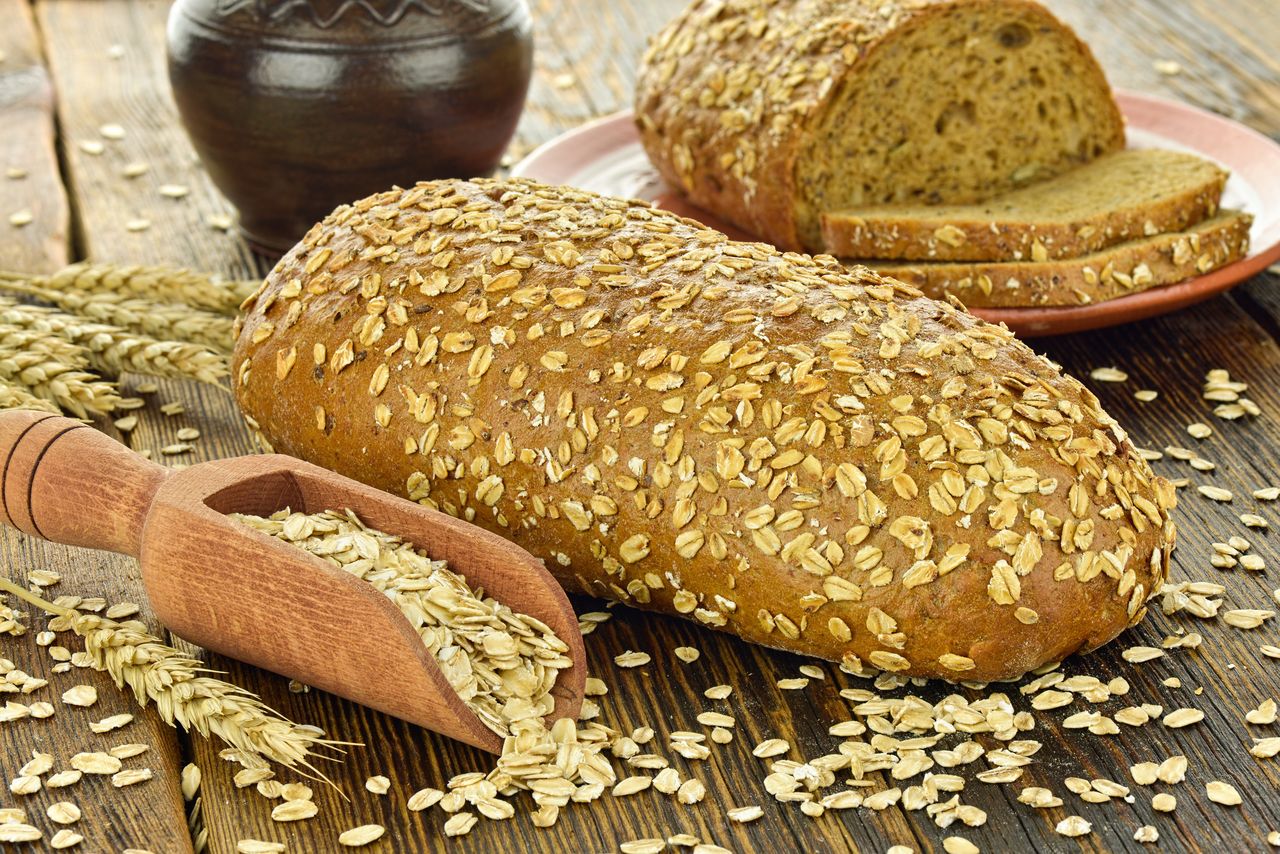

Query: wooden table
left=1, top=1, right=1278, bottom=851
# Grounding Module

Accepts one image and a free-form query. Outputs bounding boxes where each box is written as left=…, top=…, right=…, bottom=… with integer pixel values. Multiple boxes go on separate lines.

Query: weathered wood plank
left=0, top=0, right=69, bottom=273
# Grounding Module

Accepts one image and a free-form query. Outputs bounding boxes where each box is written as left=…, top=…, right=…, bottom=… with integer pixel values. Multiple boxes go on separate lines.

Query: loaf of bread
left=821, top=149, right=1229, bottom=262
left=635, top=0, right=1124, bottom=252
left=233, top=178, right=1175, bottom=682
left=869, top=210, right=1252, bottom=307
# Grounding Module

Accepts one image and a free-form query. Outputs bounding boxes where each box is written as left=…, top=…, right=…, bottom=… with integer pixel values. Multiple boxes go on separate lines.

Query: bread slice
left=636, top=0, right=1125, bottom=252
left=822, top=149, right=1229, bottom=262
left=865, top=210, right=1252, bottom=307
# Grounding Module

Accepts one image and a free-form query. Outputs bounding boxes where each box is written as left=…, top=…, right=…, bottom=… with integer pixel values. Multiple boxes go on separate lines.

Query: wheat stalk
left=0, top=336, right=120, bottom=417
left=0, top=579, right=346, bottom=781
left=0, top=280, right=233, bottom=353
left=0, top=262, right=260, bottom=316
left=0, top=299, right=228, bottom=385
left=0, top=380, right=60, bottom=414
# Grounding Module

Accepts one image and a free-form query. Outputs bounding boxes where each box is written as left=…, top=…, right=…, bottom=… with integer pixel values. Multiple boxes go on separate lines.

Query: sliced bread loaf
left=866, top=210, right=1252, bottom=308
left=821, top=149, right=1229, bottom=262
left=636, top=0, right=1125, bottom=252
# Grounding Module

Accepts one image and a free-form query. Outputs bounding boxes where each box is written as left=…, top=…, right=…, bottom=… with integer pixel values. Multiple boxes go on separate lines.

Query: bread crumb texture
left=233, top=178, right=1175, bottom=682
left=635, top=0, right=1125, bottom=252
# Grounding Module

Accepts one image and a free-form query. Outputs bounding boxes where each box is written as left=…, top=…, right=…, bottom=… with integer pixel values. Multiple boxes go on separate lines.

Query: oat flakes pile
left=234, top=509, right=574, bottom=738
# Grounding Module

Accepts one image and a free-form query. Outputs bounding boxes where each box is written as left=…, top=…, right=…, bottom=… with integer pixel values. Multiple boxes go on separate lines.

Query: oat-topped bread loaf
left=635, top=0, right=1125, bottom=253
left=822, top=149, right=1230, bottom=262
left=233, top=178, right=1175, bottom=682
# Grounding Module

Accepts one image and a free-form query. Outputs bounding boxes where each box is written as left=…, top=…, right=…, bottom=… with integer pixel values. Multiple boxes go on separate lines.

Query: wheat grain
left=0, top=262, right=258, bottom=316
left=0, top=580, right=344, bottom=780
left=0, top=280, right=233, bottom=352
left=234, top=508, right=573, bottom=739
left=0, top=299, right=227, bottom=385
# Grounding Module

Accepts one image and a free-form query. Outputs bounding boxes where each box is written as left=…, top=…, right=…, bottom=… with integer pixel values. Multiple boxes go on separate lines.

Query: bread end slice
left=864, top=210, right=1252, bottom=307
left=822, top=149, right=1230, bottom=262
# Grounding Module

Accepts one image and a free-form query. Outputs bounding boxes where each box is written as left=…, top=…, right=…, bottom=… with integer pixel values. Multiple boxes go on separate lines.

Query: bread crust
left=868, top=210, right=1252, bottom=307
left=635, top=0, right=1125, bottom=252
left=233, top=178, right=1175, bottom=683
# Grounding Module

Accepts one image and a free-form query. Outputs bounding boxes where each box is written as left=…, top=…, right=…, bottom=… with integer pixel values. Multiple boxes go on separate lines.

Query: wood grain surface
left=0, top=0, right=1275, bottom=852
left=0, top=0, right=68, bottom=273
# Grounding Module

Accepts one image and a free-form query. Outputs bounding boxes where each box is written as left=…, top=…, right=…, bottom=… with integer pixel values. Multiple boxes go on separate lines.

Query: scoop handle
left=0, top=410, right=168, bottom=556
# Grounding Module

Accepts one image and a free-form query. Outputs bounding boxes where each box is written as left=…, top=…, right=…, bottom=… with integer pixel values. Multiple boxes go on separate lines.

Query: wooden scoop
left=0, top=410, right=585, bottom=754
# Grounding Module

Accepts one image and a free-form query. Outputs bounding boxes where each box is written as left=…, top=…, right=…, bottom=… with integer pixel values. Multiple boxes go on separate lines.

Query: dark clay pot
left=167, top=0, right=533, bottom=255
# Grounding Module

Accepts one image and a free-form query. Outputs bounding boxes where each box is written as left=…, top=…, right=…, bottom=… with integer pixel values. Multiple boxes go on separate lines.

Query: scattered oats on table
left=673, top=646, right=700, bottom=663
left=1056, top=816, right=1092, bottom=837
left=1247, top=699, right=1278, bottom=725
left=270, top=798, right=318, bottom=822
left=615, top=651, right=651, bottom=668
left=109, top=744, right=149, bottom=760
left=1198, top=485, right=1233, bottom=502
left=49, top=829, right=83, bottom=849
left=111, top=768, right=153, bottom=788
left=443, top=812, right=476, bottom=837
left=237, top=841, right=286, bottom=854
left=89, top=712, right=134, bottom=733
left=46, top=802, right=80, bottom=825
left=338, top=824, right=386, bottom=847
left=1088, top=367, right=1128, bottom=383
left=70, top=752, right=119, bottom=775
left=1206, top=781, right=1242, bottom=806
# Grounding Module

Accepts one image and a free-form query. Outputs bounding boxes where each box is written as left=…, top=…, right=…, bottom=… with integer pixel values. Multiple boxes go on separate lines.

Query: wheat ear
left=0, top=380, right=61, bottom=414
left=0, top=262, right=260, bottom=316
left=0, top=337, right=120, bottom=417
left=0, top=299, right=228, bottom=385
left=0, top=579, right=346, bottom=781
left=0, top=324, right=91, bottom=368
left=0, top=280, right=233, bottom=353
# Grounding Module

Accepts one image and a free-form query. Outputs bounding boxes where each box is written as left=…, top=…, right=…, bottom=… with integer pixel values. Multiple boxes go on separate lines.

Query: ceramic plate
left=513, top=90, right=1280, bottom=337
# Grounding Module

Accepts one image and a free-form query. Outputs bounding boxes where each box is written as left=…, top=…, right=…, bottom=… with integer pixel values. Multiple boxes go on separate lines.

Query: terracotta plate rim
left=513, top=90, right=1280, bottom=337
